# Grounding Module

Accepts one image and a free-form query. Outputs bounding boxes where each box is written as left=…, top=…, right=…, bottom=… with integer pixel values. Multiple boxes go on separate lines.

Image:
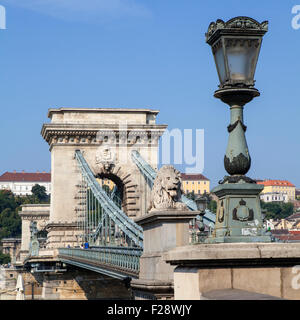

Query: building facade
left=260, top=192, right=289, bottom=203
left=257, top=180, right=296, bottom=202
left=181, top=173, right=210, bottom=195
left=0, top=171, right=51, bottom=196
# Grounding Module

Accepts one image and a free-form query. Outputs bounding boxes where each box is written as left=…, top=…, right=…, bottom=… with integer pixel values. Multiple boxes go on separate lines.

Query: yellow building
left=257, top=180, right=296, bottom=202
left=97, top=178, right=115, bottom=191
left=181, top=173, right=210, bottom=195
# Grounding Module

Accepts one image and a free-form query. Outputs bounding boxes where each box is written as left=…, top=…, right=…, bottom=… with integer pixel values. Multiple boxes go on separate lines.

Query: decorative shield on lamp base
left=206, top=181, right=272, bottom=243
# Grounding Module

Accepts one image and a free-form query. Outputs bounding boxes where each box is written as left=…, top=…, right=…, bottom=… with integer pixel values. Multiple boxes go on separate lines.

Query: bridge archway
left=41, top=108, right=167, bottom=248
left=95, top=166, right=139, bottom=216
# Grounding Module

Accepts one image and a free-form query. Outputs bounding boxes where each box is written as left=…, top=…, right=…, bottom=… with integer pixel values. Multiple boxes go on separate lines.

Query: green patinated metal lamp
left=195, top=195, right=208, bottom=242
left=205, top=17, right=271, bottom=243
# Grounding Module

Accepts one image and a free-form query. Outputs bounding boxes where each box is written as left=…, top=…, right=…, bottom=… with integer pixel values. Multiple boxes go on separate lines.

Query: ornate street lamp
left=195, top=196, right=208, bottom=242
left=195, top=195, right=208, bottom=213
left=205, top=17, right=271, bottom=243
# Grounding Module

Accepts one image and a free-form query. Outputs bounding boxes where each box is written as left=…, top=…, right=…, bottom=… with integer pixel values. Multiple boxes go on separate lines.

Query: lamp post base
left=208, top=180, right=272, bottom=244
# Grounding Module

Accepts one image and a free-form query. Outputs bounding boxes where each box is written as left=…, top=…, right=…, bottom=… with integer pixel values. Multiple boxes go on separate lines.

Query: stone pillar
left=19, top=205, right=50, bottom=262
left=41, top=108, right=167, bottom=248
left=131, top=210, right=197, bottom=300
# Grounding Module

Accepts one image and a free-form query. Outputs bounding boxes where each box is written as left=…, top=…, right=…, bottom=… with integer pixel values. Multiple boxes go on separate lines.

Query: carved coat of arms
left=232, top=199, right=254, bottom=222
left=95, top=146, right=116, bottom=172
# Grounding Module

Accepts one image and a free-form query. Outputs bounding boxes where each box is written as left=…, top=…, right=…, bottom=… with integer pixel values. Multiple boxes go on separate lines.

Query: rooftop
left=257, top=180, right=295, bottom=187
left=0, top=171, right=51, bottom=182
left=181, top=173, right=210, bottom=181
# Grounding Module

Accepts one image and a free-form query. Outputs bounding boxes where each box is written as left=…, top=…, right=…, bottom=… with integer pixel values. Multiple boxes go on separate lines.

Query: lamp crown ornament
left=206, top=16, right=268, bottom=90
left=206, top=17, right=268, bottom=43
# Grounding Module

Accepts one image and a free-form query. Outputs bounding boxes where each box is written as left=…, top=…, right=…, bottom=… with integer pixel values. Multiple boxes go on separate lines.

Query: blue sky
left=0, top=0, right=299, bottom=189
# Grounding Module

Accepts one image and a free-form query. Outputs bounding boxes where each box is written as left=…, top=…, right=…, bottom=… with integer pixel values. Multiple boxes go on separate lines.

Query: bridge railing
left=58, top=247, right=142, bottom=276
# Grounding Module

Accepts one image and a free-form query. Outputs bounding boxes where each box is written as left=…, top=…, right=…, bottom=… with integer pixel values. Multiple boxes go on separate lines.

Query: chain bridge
left=56, top=149, right=215, bottom=280
left=21, top=108, right=215, bottom=298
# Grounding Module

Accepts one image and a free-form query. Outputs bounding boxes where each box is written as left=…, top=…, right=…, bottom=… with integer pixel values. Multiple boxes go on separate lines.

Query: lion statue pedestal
left=131, top=165, right=198, bottom=300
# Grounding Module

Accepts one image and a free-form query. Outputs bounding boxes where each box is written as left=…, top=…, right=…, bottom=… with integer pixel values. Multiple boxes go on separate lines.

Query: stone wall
left=165, top=242, right=300, bottom=300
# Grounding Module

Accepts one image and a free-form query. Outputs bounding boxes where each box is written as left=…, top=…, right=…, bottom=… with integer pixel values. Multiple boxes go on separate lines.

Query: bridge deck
left=58, top=247, right=142, bottom=280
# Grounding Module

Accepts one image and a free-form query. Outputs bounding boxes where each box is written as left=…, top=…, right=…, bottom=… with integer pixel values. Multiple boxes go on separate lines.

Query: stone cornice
left=134, top=210, right=198, bottom=227
left=45, top=222, right=78, bottom=230
left=21, top=204, right=50, bottom=208
left=47, top=107, right=160, bottom=119
left=19, top=212, right=50, bottom=220
left=41, top=124, right=167, bottom=146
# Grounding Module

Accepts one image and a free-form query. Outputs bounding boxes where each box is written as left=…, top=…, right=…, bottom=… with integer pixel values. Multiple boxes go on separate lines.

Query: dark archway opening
left=95, top=173, right=126, bottom=212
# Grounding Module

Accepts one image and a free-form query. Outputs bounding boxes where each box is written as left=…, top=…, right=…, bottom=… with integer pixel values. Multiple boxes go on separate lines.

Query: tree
left=0, top=190, right=17, bottom=213
left=31, top=184, right=48, bottom=202
left=0, top=252, right=10, bottom=265
left=261, top=201, right=294, bottom=220
left=186, top=191, right=196, bottom=200
left=185, top=191, right=217, bottom=213
left=207, top=199, right=217, bottom=213
left=0, top=208, right=21, bottom=239
left=0, top=190, right=22, bottom=242
left=102, top=184, right=111, bottom=195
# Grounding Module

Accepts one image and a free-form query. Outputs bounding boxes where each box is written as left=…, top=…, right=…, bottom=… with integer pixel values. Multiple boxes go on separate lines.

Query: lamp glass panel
left=226, top=39, right=258, bottom=83
left=214, top=45, right=227, bottom=85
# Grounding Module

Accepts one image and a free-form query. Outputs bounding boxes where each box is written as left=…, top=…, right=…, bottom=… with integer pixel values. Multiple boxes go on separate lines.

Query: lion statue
left=149, top=165, right=188, bottom=212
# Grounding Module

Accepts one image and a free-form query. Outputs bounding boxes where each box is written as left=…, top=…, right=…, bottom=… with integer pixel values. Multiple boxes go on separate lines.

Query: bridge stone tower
left=41, top=108, right=167, bottom=248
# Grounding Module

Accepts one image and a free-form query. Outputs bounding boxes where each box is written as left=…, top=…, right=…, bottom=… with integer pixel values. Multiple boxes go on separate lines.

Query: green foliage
left=186, top=191, right=196, bottom=200
left=207, top=199, right=217, bottom=213
left=0, top=252, right=10, bottom=265
left=31, top=184, right=49, bottom=202
left=0, top=191, right=22, bottom=241
left=0, top=188, right=45, bottom=243
left=0, top=208, right=21, bottom=239
left=261, top=201, right=294, bottom=220
left=0, top=190, right=17, bottom=213
left=185, top=191, right=217, bottom=213
left=102, top=184, right=111, bottom=195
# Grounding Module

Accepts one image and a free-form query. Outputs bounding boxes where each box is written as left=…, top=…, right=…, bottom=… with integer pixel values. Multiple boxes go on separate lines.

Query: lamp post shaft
left=225, top=103, right=250, bottom=176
